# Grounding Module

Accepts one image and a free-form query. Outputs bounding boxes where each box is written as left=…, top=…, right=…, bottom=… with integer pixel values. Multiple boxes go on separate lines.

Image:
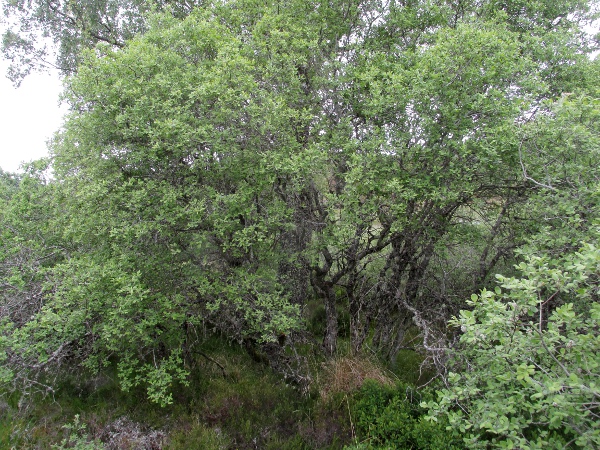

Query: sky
left=0, top=58, right=66, bottom=173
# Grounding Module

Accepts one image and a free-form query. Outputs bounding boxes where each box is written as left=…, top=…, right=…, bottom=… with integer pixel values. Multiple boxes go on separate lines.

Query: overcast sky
left=0, top=58, right=66, bottom=173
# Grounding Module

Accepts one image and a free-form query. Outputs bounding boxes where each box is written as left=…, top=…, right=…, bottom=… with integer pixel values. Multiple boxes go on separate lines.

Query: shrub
left=52, top=415, right=104, bottom=450
left=425, top=240, right=600, bottom=449
left=348, top=380, right=463, bottom=449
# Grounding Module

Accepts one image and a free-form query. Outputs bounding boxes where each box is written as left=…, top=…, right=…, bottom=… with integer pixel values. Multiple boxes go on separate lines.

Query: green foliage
left=2, top=0, right=599, bottom=411
left=52, top=415, right=104, bottom=450
left=2, top=2, right=316, bottom=403
left=518, top=93, right=600, bottom=258
left=168, top=426, right=229, bottom=450
left=348, top=380, right=463, bottom=450
left=1, top=335, right=364, bottom=449
left=426, top=233, right=600, bottom=448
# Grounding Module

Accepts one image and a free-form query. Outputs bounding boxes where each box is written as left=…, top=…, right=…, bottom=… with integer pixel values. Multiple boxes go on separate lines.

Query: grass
left=1, top=335, right=392, bottom=449
left=0, top=320, right=434, bottom=450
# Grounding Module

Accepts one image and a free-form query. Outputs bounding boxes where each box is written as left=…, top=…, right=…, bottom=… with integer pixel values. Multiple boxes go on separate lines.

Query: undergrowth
left=345, top=380, right=464, bottom=450
left=0, top=335, right=449, bottom=449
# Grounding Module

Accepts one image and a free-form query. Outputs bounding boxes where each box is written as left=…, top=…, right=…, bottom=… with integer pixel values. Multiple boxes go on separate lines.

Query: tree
left=517, top=90, right=600, bottom=258
left=1, top=0, right=598, bottom=404
left=1, top=0, right=202, bottom=83
left=421, top=88, right=600, bottom=446
left=3, top=2, right=319, bottom=403
left=302, top=0, right=598, bottom=357
left=0, top=163, right=71, bottom=394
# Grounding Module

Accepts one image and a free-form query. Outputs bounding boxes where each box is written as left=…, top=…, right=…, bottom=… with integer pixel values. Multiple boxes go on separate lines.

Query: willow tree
left=302, top=0, right=598, bottom=356
left=1, top=0, right=598, bottom=403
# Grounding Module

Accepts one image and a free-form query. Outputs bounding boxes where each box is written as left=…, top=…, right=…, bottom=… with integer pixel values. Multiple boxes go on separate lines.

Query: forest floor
left=0, top=335, right=427, bottom=449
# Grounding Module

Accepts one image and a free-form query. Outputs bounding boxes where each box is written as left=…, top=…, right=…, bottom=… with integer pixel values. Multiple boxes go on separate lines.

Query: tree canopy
left=1, top=0, right=599, bottom=444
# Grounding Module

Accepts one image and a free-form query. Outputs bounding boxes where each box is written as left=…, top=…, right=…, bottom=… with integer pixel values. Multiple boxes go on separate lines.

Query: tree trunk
left=322, top=284, right=338, bottom=356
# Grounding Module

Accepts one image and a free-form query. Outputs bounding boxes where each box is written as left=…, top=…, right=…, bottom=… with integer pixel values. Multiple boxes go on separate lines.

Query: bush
left=348, top=380, right=463, bottom=449
left=52, top=415, right=104, bottom=450
left=425, top=239, right=600, bottom=449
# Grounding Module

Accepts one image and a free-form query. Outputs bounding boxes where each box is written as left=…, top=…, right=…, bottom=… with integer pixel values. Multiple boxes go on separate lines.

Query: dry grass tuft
left=319, top=355, right=394, bottom=400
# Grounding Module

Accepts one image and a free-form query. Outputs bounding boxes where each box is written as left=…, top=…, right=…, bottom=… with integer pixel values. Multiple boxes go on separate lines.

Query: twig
left=195, top=350, right=227, bottom=378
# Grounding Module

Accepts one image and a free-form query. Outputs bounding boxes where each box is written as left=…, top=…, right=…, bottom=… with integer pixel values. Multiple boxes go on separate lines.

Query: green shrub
left=348, top=380, right=463, bottom=449
left=425, top=239, right=600, bottom=449
left=52, top=415, right=104, bottom=450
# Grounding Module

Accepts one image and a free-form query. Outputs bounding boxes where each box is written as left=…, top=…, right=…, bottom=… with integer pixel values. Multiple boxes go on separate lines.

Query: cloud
left=0, top=59, right=66, bottom=173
